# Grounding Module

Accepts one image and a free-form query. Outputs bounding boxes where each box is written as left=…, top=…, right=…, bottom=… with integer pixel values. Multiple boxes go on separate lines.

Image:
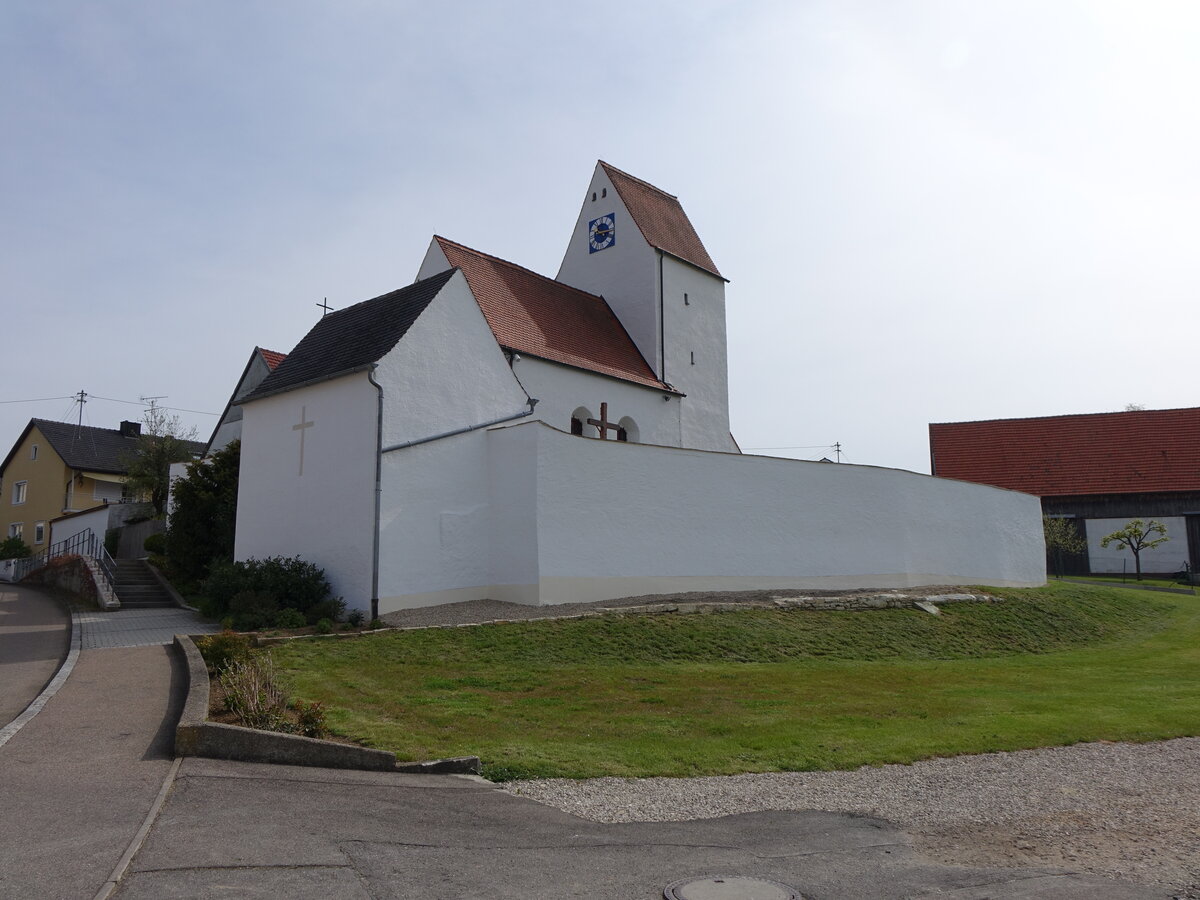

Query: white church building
left=235, top=162, right=1044, bottom=618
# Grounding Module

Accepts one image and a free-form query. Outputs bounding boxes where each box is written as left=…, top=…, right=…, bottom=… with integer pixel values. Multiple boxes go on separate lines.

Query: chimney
left=119, top=420, right=142, bottom=438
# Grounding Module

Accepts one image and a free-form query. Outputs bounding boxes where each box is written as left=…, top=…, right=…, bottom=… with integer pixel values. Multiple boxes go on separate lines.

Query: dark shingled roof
left=1, top=419, right=203, bottom=476
left=241, top=269, right=456, bottom=403
left=929, top=406, right=1200, bottom=497
left=601, top=161, right=723, bottom=279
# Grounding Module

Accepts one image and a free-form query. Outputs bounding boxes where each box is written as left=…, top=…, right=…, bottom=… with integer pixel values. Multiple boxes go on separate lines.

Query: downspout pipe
left=381, top=398, right=539, bottom=454
left=367, top=369, right=384, bottom=623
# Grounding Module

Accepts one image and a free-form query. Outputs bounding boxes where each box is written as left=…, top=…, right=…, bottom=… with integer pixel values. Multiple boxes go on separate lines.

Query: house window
left=30, top=444, right=38, bottom=460
left=9, top=523, right=22, bottom=539
left=13, top=481, right=27, bottom=505
left=34, top=522, right=45, bottom=544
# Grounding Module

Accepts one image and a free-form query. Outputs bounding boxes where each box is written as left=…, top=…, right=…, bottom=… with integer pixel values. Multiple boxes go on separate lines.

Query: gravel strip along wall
left=506, top=737, right=1200, bottom=896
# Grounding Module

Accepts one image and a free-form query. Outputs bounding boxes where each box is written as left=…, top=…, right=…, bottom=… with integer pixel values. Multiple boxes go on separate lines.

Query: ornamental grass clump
left=220, top=653, right=290, bottom=731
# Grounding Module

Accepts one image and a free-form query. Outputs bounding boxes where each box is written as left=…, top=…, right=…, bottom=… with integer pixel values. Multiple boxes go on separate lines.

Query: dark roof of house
left=435, top=236, right=672, bottom=391
left=601, top=161, right=723, bottom=279
left=241, top=269, right=456, bottom=403
left=1, top=418, right=203, bottom=476
left=928, top=406, right=1200, bottom=497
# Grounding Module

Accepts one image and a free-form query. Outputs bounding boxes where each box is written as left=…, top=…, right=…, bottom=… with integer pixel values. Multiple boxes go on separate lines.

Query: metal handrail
left=14, top=527, right=116, bottom=595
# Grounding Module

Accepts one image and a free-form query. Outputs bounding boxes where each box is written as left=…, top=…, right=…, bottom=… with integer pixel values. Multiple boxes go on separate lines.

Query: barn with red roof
left=930, top=407, right=1200, bottom=577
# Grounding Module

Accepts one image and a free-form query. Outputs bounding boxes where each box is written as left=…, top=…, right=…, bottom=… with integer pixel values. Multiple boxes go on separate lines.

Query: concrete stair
left=113, top=559, right=176, bottom=609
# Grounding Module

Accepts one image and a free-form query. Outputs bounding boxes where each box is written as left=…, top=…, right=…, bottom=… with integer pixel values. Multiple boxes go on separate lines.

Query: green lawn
left=270, top=582, right=1200, bottom=781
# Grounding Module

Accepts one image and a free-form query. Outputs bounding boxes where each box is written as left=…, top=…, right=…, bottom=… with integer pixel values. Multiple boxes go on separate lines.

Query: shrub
left=228, top=590, right=279, bottom=631
left=346, top=609, right=365, bottom=627
left=143, top=532, right=166, bottom=555
left=0, top=535, right=31, bottom=559
left=367, top=618, right=384, bottom=630
left=292, top=699, right=328, bottom=738
left=315, top=618, right=334, bottom=634
left=195, top=629, right=252, bottom=675
left=201, top=556, right=336, bottom=625
left=273, top=608, right=307, bottom=629
left=220, top=653, right=290, bottom=731
left=165, top=440, right=240, bottom=584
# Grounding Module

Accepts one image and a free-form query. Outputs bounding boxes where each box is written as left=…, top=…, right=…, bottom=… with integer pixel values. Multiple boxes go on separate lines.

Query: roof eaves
left=236, top=364, right=377, bottom=406
left=507, top=348, right=682, bottom=395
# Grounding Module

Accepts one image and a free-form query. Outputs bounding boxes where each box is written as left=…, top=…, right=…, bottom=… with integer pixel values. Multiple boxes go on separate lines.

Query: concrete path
left=77, top=606, right=220, bottom=650
left=0, top=582, right=70, bottom=723
left=111, top=759, right=1170, bottom=899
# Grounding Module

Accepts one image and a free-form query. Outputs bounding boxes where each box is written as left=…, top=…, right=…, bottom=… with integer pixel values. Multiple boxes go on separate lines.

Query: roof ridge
left=599, top=160, right=678, bottom=200
left=434, top=236, right=612, bottom=307
left=931, top=406, right=1200, bottom=428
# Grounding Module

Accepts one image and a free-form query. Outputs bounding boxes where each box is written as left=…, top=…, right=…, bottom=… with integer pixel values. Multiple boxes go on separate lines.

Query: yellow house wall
left=1, top=425, right=114, bottom=550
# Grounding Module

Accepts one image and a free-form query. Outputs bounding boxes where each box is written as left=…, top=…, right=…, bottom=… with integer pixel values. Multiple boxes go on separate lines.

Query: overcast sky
left=3, top=1, right=1197, bottom=474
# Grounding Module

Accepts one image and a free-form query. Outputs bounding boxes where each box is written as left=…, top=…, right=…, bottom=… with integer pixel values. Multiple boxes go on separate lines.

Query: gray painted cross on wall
left=293, top=406, right=314, bottom=476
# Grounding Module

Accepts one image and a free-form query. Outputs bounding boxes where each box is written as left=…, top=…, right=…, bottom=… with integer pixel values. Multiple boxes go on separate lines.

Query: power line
left=88, top=394, right=219, bottom=416
left=0, top=395, right=74, bottom=404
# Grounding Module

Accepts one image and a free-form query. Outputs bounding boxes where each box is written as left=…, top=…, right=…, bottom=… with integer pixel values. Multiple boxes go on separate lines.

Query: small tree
left=165, top=440, right=240, bottom=586
left=1099, top=519, right=1169, bottom=581
left=1043, top=516, right=1087, bottom=578
left=0, top=534, right=32, bottom=559
left=121, top=405, right=199, bottom=518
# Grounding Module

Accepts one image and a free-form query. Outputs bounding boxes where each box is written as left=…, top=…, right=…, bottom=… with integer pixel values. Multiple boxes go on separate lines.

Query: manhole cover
left=663, top=875, right=802, bottom=900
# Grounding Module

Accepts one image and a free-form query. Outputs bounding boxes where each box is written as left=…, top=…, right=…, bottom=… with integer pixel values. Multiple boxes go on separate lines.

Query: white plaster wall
left=525, top=424, right=1043, bottom=603
left=512, top=356, right=682, bottom=448
left=1085, top=516, right=1188, bottom=574
left=416, top=238, right=451, bottom=281
left=660, top=255, right=736, bottom=452
left=235, top=373, right=379, bottom=612
left=376, top=424, right=542, bottom=611
left=374, top=270, right=529, bottom=448
left=556, top=164, right=663, bottom=375
left=50, top=506, right=109, bottom=549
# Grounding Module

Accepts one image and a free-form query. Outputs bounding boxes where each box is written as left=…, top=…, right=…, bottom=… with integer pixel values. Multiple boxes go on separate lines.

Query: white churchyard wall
left=235, top=372, right=379, bottom=609
left=374, top=421, right=1044, bottom=612
left=1084, top=516, right=1188, bottom=574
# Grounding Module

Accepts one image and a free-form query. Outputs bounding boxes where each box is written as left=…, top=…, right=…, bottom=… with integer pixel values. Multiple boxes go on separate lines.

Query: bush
left=0, top=535, right=31, bottom=559
left=292, top=699, right=328, bottom=738
left=201, top=556, right=339, bottom=626
left=228, top=590, right=278, bottom=631
left=143, top=532, right=166, bottom=555
left=346, top=609, right=365, bottom=627
left=165, top=440, right=240, bottom=584
left=273, top=608, right=307, bottom=629
left=220, top=653, right=289, bottom=730
left=368, top=618, right=384, bottom=630
left=315, top=618, right=333, bottom=634
left=195, top=630, right=252, bottom=675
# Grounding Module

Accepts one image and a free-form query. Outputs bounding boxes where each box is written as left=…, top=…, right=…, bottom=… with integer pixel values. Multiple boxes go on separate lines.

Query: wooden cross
left=316, top=297, right=334, bottom=316
left=292, top=406, right=314, bottom=475
left=587, top=402, right=622, bottom=440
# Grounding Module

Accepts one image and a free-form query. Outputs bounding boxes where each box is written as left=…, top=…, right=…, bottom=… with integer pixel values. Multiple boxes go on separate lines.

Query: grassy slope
left=271, top=583, right=1200, bottom=780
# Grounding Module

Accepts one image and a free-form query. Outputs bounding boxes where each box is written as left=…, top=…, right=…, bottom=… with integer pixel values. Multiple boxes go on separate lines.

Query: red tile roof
left=929, top=407, right=1200, bottom=497
left=600, top=162, right=723, bottom=279
left=434, top=237, right=671, bottom=391
left=258, top=348, right=287, bottom=371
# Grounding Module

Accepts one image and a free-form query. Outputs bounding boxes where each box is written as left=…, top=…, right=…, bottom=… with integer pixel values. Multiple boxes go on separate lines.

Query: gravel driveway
left=507, top=738, right=1200, bottom=897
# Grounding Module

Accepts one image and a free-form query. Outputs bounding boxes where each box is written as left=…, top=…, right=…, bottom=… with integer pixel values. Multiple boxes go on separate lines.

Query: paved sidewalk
left=0, top=583, right=70, bottom=723
left=78, top=606, right=220, bottom=649
left=0, top=643, right=183, bottom=899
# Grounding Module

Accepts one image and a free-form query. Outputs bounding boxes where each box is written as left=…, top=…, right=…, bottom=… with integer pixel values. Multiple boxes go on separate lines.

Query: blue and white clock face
left=588, top=213, right=616, bottom=253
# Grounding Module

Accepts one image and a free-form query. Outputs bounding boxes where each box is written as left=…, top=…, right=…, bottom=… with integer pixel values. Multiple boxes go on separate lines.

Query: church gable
left=242, top=269, right=456, bottom=404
